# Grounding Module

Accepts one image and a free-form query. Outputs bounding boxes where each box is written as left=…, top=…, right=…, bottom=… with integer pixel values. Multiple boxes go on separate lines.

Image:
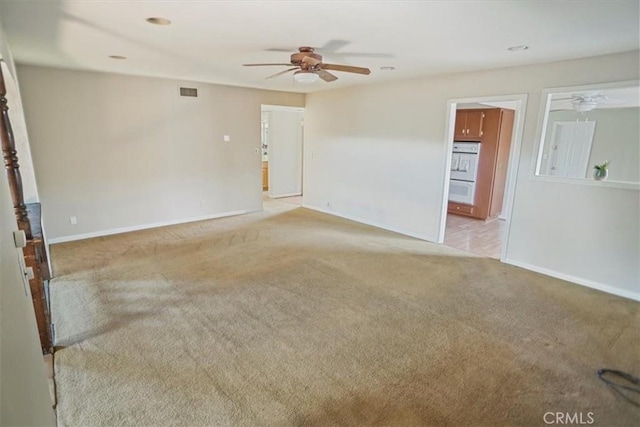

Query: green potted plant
left=593, top=160, right=610, bottom=181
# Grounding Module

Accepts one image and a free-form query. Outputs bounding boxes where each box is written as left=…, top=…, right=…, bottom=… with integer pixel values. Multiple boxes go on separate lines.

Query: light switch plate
left=223, top=135, right=231, bottom=142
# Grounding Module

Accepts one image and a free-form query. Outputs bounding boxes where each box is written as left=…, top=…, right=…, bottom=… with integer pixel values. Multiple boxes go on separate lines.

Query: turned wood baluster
left=0, top=64, right=32, bottom=239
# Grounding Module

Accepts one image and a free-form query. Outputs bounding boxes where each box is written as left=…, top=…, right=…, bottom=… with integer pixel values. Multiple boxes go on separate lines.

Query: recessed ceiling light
left=507, top=45, right=529, bottom=52
left=146, top=17, right=172, bottom=25
left=108, top=55, right=127, bottom=60
left=380, top=66, right=395, bottom=71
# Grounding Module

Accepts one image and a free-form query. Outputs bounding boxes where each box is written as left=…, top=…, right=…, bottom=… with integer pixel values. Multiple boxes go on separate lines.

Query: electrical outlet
left=223, top=135, right=231, bottom=142
left=200, top=199, right=206, bottom=207
left=69, top=216, right=77, bottom=225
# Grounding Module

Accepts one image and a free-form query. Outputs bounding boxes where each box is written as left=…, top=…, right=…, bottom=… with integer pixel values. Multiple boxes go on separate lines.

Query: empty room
left=1, top=1, right=638, bottom=426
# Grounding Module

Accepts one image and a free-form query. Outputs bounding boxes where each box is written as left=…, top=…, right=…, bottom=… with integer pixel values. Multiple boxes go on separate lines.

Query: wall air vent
left=179, top=87, right=198, bottom=97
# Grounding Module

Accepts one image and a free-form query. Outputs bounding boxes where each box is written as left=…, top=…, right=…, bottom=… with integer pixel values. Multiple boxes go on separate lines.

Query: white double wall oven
left=448, top=142, right=480, bottom=205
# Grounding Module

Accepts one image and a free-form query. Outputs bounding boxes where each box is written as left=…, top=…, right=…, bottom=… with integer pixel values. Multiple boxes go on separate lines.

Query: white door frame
left=437, top=94, right=528, bottom=262
left=261, top=104, right=305, bottom=199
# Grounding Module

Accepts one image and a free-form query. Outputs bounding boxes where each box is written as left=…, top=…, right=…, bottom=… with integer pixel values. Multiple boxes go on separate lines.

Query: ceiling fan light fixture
left=293, top=70, right=319, bottom=84
left=146, top=17, right=172, bottom=25
left=573, top=100, right=597, bottom=112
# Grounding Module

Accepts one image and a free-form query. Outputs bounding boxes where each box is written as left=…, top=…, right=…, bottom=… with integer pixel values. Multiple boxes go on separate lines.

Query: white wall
left=304, top=50, right=640, bottom=300
left=17, top=65, right=304, bottom=242
left=265, top=108, right=304, bottom=197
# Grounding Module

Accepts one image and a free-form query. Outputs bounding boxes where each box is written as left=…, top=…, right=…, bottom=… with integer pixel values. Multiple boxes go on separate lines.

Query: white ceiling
left=0, top=0, right=638, bottom=94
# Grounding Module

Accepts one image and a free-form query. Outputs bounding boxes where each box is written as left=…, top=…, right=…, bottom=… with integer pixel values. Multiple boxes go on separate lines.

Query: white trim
left=438, top=93, right=529, bottom=262
left=269, top=192, right=302, bottom=199
left=528, top=175, right=640, bottom=190
left=504, top=258, right=640, bottom=302
left=302, top=203, right=436, bottom=242
left=437, top=102, right=457, bottom=244
left=40, top=210, right=54, bottom=276
left=48, top=209, right=258, bottom=245
left=501, top=96, right=528, bottom=227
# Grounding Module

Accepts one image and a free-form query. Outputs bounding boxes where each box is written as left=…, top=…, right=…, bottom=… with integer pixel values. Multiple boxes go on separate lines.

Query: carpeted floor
left=50, top=200, right=639, bottom=426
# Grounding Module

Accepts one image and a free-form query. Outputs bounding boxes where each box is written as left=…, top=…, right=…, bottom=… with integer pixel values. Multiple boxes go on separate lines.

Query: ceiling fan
left=553, top=93, right=614, bottom=112
left=243, top=46, right=371, bottom=83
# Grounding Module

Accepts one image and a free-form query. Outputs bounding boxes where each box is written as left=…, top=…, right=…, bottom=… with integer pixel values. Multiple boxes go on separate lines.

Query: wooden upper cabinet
left=465, top=111, right=484, bottom=139
left=454, top=110, right=485, bottom=141
left=454, top=113, right=467, bottom=140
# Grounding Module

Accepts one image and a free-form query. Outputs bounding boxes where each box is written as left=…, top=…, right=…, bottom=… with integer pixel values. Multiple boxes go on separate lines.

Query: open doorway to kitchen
left=439, top=94, right=528, bottom=260
left=261, top=105, right=305, bottom=209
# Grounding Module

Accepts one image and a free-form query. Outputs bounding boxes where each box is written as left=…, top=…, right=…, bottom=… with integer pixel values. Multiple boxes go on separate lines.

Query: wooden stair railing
left=1, top=62, right=53, bottom=354
left=0, top=64, right=31, bottom=239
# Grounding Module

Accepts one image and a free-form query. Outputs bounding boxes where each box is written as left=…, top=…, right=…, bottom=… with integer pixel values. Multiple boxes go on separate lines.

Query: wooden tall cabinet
left=448, top=108, right=515, bottom=220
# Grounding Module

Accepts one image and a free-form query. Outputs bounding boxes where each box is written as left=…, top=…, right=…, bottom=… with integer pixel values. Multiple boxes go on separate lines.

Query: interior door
left=261, top=113, right=269, bottom=191
left=547, top=121, right=596, bottom=178
left=267, top=109, right=304, bottom=197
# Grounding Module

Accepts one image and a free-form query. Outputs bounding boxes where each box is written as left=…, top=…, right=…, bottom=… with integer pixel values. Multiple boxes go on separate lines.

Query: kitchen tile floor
left=444, top=214, right=506, bottom=259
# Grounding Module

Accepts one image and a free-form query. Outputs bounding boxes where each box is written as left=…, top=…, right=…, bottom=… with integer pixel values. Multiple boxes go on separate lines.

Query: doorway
left=439, top=95, right=528, bottom=260
left=260, top=105, right=305, bottom=208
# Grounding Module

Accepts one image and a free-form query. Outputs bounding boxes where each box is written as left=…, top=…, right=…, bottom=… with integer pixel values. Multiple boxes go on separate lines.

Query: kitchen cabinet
left=262, top=161, right=269, bottom=191
left=454, top=110, right=485, bottom=141
left=448, top=202, right=475, bottom=216
left=449, top=108, right=515, bottom=220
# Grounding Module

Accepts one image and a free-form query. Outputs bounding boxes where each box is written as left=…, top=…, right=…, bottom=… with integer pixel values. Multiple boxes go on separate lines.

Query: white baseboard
left=302, top=203, right=436, bottom=243
left=269, top=192, right=302, bottom=199
left=504, top=258, right=640, bottom=302
left=48, top=209, right=258, bottom=245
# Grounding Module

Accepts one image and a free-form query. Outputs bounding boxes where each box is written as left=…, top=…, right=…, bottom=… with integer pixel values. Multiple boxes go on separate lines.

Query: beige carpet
left=50, top=200, right=639, bottom=426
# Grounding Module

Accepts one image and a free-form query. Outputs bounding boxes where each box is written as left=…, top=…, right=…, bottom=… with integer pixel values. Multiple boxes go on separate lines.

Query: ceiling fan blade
left=326, top=52, right=394, bottom=59
left=265, top=48, right=294, bottom=52
left=317, top=69, right=338, bottom=82
left=243, top=63, right=293, bottom=67
left=301, top=56, right=321, bottom=66
left=321, top=63, right=371, bottom=75
left=266, top=67, right=299, bottom=79
left=317, top=39, right=350, bottom=53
